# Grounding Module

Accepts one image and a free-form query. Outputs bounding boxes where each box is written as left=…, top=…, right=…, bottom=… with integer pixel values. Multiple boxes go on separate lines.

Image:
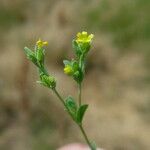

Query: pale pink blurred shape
left=58, top=143, right=103, bottom=150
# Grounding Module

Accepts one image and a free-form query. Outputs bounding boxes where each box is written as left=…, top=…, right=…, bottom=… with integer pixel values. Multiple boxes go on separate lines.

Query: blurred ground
left=0, top=0, right=150, bottom=150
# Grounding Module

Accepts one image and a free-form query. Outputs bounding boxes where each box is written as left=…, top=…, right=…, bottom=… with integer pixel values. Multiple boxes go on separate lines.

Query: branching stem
left=53, top=88, right=95, bottom=150
left=53, top=88, right=65, bottom=106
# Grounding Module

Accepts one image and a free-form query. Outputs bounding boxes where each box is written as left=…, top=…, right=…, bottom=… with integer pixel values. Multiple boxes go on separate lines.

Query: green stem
left=53, top=89, right=95, bottom=150
left=79, top=125, right=94, bottom=150
left=53, top=88, right=65, bottom=106
left=78, top=53, right=84, bottom=107
left=38, top=66, right=49, bottom=76
left=78, top=83, right=82, bottom=107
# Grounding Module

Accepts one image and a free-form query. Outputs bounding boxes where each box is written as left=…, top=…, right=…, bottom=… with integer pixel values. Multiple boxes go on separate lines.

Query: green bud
left=73, top=71, right=82, bottom=83
left=63, top=59, right=84, bottom=83
left=63, top=59, right=78, bottom=76
left=37, top=74, right=56, bottom=89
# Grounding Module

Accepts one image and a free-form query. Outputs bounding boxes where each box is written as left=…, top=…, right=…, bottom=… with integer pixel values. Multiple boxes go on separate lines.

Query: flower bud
left=39, top=74, right=56, bottom=89
left=64, top=65, right=74, bottom=75
left=36, top=39, right=48, bottom=49
left=35, top=39, right=48, bottom=66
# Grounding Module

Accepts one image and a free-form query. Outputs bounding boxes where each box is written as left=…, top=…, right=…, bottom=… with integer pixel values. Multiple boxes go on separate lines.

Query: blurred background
left=0, top=0, right=150, bottom=150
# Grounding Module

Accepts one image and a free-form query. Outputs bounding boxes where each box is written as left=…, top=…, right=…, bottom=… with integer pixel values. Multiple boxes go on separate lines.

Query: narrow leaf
left=77, top=104, right=88, bottom=123
left=24, top=47, right=34, bottom=56
left=24, top=47, right=37, bottom=66
left=65, top=96, right=77, bottom=120
left=63, top=60, right=71, bottom=65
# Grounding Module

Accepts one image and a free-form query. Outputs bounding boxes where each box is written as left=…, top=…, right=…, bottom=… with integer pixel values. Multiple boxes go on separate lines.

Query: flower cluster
left=76, top=31, right=94, bottom=44
left=24, top=39, right=56, bottom=89
left=64, top=31, right=94, bottom=83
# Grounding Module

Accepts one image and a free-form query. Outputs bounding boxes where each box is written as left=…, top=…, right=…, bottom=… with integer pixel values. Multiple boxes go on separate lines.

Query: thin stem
left=79, top=125, right=94, bottom=150
left=53, top=88, right=95, bottom=150
left=38, top=66, right=49, bottom=76
left=78, top=83, right=82, bottom=107
left=53, top=88, right=65, bottom=106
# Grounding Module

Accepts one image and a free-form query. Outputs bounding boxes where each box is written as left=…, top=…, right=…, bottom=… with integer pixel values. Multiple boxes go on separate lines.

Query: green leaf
left=77, top=104, right=88, bottom=123
left=65, top=96, right=77, bottom=121
left=81, top=43, right=91, bottom=54
left=24, top=47, right=34, bottom=56
left=24, top=47, right=37, bottom=66
left=63, top=60, right=71, bottom=65
left=72, top=60, right=79, bottom=71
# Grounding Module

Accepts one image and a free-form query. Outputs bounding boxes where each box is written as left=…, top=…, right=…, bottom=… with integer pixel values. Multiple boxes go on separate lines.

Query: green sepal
left=24, top=47, right=37, bottom=66
left=63, top=59, right=78, bottom=70
left=72, top=40, right=82, bottom=58
left=80, top=42, right=91, bottom=54
left=73, top=71, right=80, bottom=82
left=73, top=71, right=83, bottom=83
left=77, top=104, right=88, bottom=124
left=72, top=40, right=91, bottom=58
left=65, top=96, right=78, bottom=121
left=72, top=60, right=79, bottom=71
left=39, top=74, right=56, bottom=89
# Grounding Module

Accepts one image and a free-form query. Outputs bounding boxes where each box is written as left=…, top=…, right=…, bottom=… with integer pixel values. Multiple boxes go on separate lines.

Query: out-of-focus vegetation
left=0, top=0, right=150, bottom=150
left=87, top=0, right=150, bottom=48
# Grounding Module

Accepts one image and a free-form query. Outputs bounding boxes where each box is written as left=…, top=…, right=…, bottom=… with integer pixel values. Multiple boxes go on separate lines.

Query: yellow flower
left=64, top=65, right=74, bottom=75
left=36, top=39, right=48, bottom=48
left=76, top=31, right=94, bottom=44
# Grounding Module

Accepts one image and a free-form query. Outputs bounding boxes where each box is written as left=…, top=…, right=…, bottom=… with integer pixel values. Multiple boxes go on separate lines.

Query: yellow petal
left=77, top=32, right=81, bottom=37
left=89, top=34, right=94, bottom=39
left=82, top=31, right=87, bottom=35
left=43, top=41, right=48, bottom=45
left=64, top=65, right=73, bottom=75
